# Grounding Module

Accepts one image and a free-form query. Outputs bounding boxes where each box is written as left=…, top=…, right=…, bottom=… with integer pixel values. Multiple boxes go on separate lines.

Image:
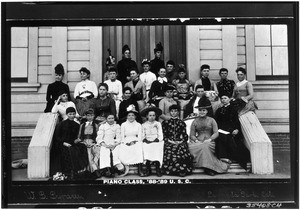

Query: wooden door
left=102, top=25, right=186, bottom=76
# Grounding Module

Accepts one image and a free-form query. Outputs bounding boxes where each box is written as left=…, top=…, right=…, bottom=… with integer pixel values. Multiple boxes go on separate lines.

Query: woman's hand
left=74, top=139, right=81, bottom=144
left=232, top=129, right=239, bottom=136
left=63, top=142, right=71, bottom=147
left=203, top=139, right=212, bottom=143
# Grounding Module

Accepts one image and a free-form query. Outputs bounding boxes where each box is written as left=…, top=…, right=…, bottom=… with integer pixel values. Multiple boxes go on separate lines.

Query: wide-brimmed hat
left=79, top=67, right=91, bottom=75
left=195, top=95, right=212, bottom=109
left=125, top=104, right=139, bottom=116
left=141, top=58, right=151, bottom=66
left=140, top=104, right=162, bottom=117
left=164, top=84, right=176, bottom=92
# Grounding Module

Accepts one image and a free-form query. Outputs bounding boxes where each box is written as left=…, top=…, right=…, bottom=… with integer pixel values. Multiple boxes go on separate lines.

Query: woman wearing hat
left=51, top=89, right=79, bottom=122
left=188, top=96, right=229, bottom=176
left=215, top=94, right=250, bottom=170
left=140, top=104, right=164, bottom=177
left=232, top=67, right=257, bottom=116
left=159, top=85, right=179, bottom=122
left=74, top=67, right=98, bottom=117
left=161, top=104, right=194, bottom=177
left=117, top=44, right=138, bottom=87
left=119, top=105, right=146, bottom=176
left=139, top=59, right=157, bottom=102
left=148, top=68, right=169, bottom=107
left=150, top=42, right=165, bottom=77
left=44, top=63, right=71, bottom=113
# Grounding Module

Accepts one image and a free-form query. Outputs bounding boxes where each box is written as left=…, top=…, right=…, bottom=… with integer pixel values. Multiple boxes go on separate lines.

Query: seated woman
left=53, top=107, right=89, bottom=180
left=194, top=64, right=218, bottom=94
left=232, top=67, right=257, bottom=116
left=118, top=87, right=141, bottom=124
left=77, top=109, right=99, bottom=174
left=172, top=64, right=193, bottom=118
left=188, top=96, right=229, bottom=176
left=124, top=68, right=147, bottom=111
left=119, top=105, right=145, bottom=177
left=161, top=105, right=194, bottom=177
left=92, top=83, right=116, bottom=125
left=74, top=67, right=98, bottom=117
left=44, top=64, right=71, bottom=113
left=159, top=85, right=179, bottom=122
left=215, top=94, right=250, bottom=170
left=140, top=104, right=164, bottom=177
left=93, top=113, right=128, bottom=178
left=148, top=68, right=169, bottom=107
left=51, top=90, right=79, bottom=122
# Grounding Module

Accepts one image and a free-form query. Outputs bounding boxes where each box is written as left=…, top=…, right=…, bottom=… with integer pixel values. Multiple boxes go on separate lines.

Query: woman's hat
left=122, top=44, right=130, bottom=54
left=140, top=103, right=162, bottom=117
left=164, top=84, right=176, bottom=92
left=195, top=95, right=212, bottom=109
left=141, top=59, right=151, bottom=66
left=79, top=67, right=91, bottom=75
left=125, top=104, right=139, bottom=116
left=169, top=104, right=180, bottom=112
left=55, top=63, right=65, bottom=75
left=154, top=42, right=163, bottom=53
left=66, top=107, right=76, bottom=114
left=178, top=64, right=186, bottom=73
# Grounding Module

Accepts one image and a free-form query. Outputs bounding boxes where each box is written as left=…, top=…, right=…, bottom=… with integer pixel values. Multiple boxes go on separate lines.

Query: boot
left=138, top=163, right=146, bottom=177
left=155, top=161, right=162, bottom=177
left=146, top=160, right=151, bottom=176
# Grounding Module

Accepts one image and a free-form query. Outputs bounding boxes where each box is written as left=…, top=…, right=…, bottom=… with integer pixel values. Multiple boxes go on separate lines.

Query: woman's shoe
left=155, top=161, right=162, bottom=177
left=204, top=169, right=216, bottom=176
left=138, top=164, right=146, bottom=177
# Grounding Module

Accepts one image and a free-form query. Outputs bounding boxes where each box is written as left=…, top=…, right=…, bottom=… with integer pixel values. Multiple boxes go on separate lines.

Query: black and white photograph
left=2, top=2, right=299, bottom=208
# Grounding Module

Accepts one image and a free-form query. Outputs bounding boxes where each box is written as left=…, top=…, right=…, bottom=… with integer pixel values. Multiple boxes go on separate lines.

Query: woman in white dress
left=140, top=104, right=164, bottom=177
left=51, top=90, right=79, bottom=122
left=119, top=105, right=145, bottom=176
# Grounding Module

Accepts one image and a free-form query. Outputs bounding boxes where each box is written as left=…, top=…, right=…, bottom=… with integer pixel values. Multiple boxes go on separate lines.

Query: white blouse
left=121, top=120, right=142, bottom=144
left=74, top=79, right=98, bottom=99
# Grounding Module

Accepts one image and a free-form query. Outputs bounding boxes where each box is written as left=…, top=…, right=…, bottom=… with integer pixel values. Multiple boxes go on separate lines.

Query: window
left=254, top=25, right=288, bottom=79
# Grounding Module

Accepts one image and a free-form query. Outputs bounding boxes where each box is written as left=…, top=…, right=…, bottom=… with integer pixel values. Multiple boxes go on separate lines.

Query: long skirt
left=216, top=133, right=250, bottom=170
left=162, top=142, right=194, bottom=175
left=118, top=142, right=144, bottom=165
left=75, top=98, right=95, bottom=116
left=98, top=146, right=121, bottom=169
left=142, top=141, right=164, bottom=166
left=188, top=141, right=228, bottom=173
left=61, top=143, right=89, bottom=174
left=238, top=100, right=257, bottom=116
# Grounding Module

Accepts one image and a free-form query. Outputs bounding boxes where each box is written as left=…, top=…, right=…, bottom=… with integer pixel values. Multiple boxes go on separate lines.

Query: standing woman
left=117, top=44, right=138, bottom=87
left=161, top=105, right=194, bottom=177
left=150, top=42, right=165, bottom=77
left=188, top=96, right=229, bottom=176
left=92, top=83, right=116, bottom=125
left=74, top=67, right=98, bottom=117
left=119, top=105, right=146, bottom=177
left=44, top=64, right=71, bottom=112
left=232, top=67, right=257, bottom=116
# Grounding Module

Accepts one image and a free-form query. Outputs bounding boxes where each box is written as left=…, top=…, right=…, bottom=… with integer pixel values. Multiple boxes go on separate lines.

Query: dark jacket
left=44, top=81, right=71, bottom=112
left=150, top=58, right=165, bottom=77
left=117, top=58, right=138, bottom=86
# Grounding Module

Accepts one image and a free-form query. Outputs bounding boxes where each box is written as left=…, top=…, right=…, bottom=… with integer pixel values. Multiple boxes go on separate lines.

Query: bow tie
left=158, top=77, right=167, bottom=83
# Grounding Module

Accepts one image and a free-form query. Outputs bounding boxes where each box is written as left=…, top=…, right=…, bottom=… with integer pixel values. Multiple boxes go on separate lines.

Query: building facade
left=10, top=25, right=290, bottom=160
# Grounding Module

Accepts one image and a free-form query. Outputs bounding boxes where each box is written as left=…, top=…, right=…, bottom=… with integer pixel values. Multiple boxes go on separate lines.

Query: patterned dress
left=216, top=79, right=235, bottom=97
left=161, top=118, right=194, bottom=175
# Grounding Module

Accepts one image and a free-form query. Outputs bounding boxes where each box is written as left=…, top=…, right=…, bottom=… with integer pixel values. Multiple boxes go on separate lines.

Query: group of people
left=47, top=42, right=256, bottom=180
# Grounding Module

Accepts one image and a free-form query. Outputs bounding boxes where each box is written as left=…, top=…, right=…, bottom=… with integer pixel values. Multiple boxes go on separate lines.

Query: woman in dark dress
left=92, top=83, right=116, bottom=125
left=118, top=87, right=140, bottom=124
left=44, top=64, right=71, bottom=112
left=148, top=68, right=169, bottom=107
left=117, top=44, right=138, bottom=87
left=214, top=94, right=250, bottom=170
left=150, top=42, right=165, bottom=77
left=52, top=107, right=89, bottom=179
left=161, top=105, right=194, bottom=177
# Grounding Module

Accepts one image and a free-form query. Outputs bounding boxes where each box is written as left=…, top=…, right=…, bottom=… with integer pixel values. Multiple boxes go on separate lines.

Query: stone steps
left=128, top=163, right=251, bottom=175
